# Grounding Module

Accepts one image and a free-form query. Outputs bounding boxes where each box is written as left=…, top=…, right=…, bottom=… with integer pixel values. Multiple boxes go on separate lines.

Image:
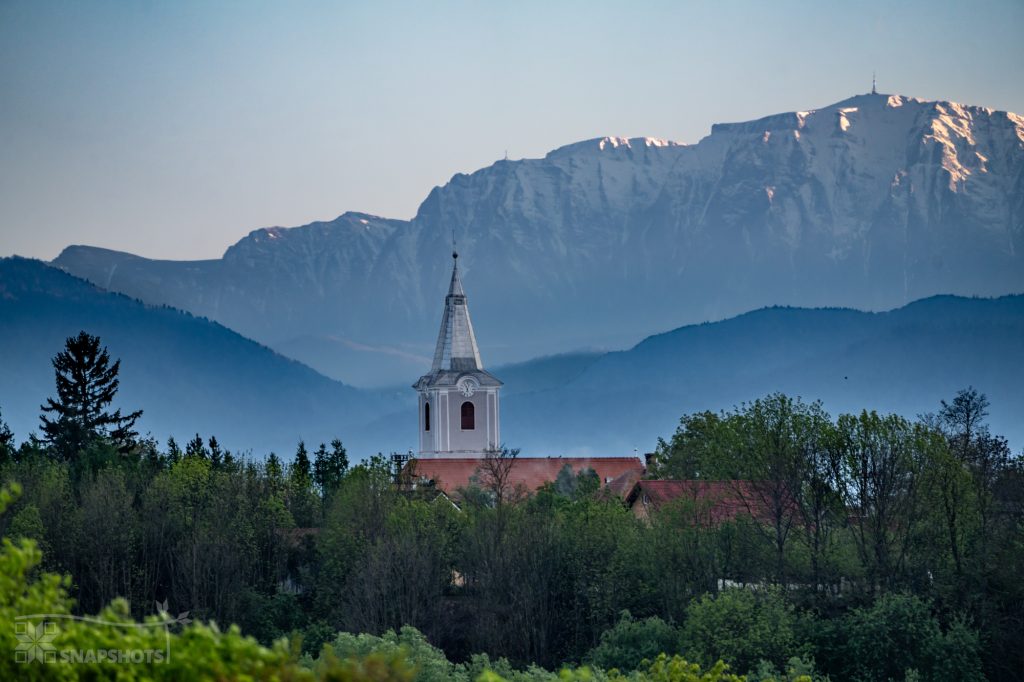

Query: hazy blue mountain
left=492, top=352, right=604, bottom=397
left=500, top=295, right=1024, bottom=455
left=0, top=258, right=403, bottom=458
left=2, top=257, right=1020, bottom=458
left=53, top=93, right=1024, bottom=386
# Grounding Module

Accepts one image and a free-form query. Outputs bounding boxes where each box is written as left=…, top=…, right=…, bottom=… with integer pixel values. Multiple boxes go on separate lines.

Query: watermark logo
left=14, top=601, right=190, bottom=665
left=15, top=621, right=58, bottom=663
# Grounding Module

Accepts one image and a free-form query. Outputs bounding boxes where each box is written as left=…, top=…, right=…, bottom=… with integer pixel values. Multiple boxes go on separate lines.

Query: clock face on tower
left=457, top=377, right=478, bottom=397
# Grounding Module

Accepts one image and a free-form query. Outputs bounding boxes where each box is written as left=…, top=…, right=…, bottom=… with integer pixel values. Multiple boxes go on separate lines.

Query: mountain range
left=501, top=294, right=1024, bottom=454
left=0, top=257, right=402, bottom=457
left=2, top=258, right=1020, bottom=458
left=52, top=92, right=1024, bottom=387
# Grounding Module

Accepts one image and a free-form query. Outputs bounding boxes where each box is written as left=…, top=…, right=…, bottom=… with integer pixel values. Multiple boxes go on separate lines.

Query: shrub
left=832, top=593, right=983, bottom=682
left=480, top=654, right=745, bottom=682
left=680, top=588, right=804, bottom=674
left=326, top=627, right=463, bottom=682
left=586, top=611, right=683, bottom=672
left=746, top=655, right=822, bottom=682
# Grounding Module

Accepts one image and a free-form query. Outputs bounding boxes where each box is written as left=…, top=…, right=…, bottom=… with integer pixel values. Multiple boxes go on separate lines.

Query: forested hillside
left=4, top=257, right=1022, bottom=458
left=502, top=294, right=1024, bottom=454
left=0, top=257, right=398, bottom=456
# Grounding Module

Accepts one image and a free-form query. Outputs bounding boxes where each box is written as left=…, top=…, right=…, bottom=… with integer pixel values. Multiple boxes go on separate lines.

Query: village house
left=623, top=479, right=772, bottom=523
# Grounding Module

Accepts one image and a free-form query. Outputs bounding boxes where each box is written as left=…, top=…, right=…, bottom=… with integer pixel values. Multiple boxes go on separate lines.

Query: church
left=407, top=250, right=644, bottom=498
left=412, top=249, right=502, bottom=457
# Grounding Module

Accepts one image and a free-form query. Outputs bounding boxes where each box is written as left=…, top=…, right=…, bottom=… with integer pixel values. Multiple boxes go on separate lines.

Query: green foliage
left=681, top=588, right=803, bottom=675
left=0, top=481, right=421, bottom=681
left=0, top=408, right=14, bottom=465
left=288, top=440, right=319, bottom=527
left=653, top=396, right=841, bottom=586
left=0, top=470, right=996, bottom=682
left=933, top=615, right=985, bottom=682
left=294, top=441, right=313, bottom=484
left=2, top=381, right=1020, bottom=679
left=652, top=411, right=734, bottom=480
left=7, top=502, right=46, bottom=544
left=616, top=654, right=745, bottom=682
left=746, top=655, right=822, bottom=682
left=341, top=499, right=462, bottom=640
left=208, top=436, right=224, bottom=468
left=314, top=439, right=350, bottom=501
left=267, top=452, right=284, bottom=483
left=553, top=465, right=600, bottom=500
left=319, top=633, right=746, bottom=682
left=185, top=433, right=208, bottom=459
left=39, top=331, right=143, bottom=458
left=315, top=649, right=416, bottom=682
left=830, top=411, right=935, bottom=590
left=327, top=627, right=459, bottom=682
left=822, top=593, right=984, bottom=682
left=586, top=611, right=682, bottom=672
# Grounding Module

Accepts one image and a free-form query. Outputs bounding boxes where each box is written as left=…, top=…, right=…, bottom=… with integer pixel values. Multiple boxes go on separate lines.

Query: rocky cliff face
left=54, top=93, right=1024, bottom=385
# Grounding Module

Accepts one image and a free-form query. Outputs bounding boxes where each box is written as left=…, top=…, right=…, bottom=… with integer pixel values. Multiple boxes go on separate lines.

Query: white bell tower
left=413, top=250, right=502, bottom=458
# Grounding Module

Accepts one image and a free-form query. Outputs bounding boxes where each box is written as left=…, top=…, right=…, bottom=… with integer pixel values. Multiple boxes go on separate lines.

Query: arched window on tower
left=424, top=402, right=430, bottom=431
left=461, top=401, right=475, bottom=430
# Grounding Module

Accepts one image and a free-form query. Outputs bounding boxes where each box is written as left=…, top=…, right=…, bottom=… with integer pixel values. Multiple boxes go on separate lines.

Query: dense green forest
left=0, top=333, right=1021, bottom=680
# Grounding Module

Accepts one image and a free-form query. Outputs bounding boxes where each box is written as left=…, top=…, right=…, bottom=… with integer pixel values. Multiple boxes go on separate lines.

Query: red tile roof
left=407, top=457, right=645, bottom=496
left=625, top=480, right=775, bottom=523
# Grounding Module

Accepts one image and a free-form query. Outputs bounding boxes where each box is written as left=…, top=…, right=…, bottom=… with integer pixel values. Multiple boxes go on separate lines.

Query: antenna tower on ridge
left=872, top=72, right=877, bottom=95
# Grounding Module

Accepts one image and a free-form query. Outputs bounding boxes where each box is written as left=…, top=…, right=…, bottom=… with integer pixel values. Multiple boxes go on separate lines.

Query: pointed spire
left=431, top=250, right=483, bottom=372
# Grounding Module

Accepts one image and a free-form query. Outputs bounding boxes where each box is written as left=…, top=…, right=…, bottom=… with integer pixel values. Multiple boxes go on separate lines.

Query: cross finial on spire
left=452, top=230, right=458, bottom=260
left=872, top=72, right=877, bottom=95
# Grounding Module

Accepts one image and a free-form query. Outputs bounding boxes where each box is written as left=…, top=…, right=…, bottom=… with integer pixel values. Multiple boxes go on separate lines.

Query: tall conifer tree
left=40, top=331, right=142, bottom=457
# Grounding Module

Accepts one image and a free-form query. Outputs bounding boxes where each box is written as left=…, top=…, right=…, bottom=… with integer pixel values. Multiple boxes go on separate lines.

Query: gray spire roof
left=431, top=255, right=483, bottom=372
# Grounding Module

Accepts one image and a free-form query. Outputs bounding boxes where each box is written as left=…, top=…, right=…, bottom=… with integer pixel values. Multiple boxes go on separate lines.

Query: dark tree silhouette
left=0, top=407, right=14, bottom=465
left=313, top=438, right=349, bottom=499
left=166, top=435, right=182, bottom=463
left=39, top=331, right=143, bottom=457
left=0, top=407, right=13, bottom=449
left=208, top=436, right=224, bottom=468
left=475, top=445, right=522, bottom=507
left=185, top=433, right=208, bottom=459
left=292, top=440, right=312, bottom=485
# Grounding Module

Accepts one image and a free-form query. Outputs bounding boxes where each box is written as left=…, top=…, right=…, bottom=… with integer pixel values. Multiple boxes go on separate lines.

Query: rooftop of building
left=406, top=456, right=644, bottom=497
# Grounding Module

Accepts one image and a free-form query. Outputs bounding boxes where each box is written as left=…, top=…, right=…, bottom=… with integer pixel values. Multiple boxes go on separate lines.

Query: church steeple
left=414, top=249, right=502, bottom=458
left=430, top=251, right=483, bottom=372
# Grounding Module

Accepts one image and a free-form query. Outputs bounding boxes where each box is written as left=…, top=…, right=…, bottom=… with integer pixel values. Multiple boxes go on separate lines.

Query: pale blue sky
left=2, top=0, right=1022, bottom=260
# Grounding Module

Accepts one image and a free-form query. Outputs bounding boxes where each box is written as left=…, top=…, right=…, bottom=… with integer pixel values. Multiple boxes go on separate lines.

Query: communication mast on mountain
left=872, top=72, right=877, bottom=95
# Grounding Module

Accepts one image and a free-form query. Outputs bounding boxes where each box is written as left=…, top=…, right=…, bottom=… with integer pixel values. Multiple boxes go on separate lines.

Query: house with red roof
left=407, top=456, right=643, bottom=498
left=624, top=479, right=777, bottom=524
